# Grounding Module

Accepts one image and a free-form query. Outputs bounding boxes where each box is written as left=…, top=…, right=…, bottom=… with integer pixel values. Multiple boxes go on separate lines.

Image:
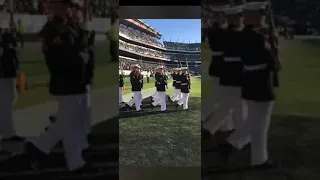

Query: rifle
left=267, top=0, right=281, bottom=87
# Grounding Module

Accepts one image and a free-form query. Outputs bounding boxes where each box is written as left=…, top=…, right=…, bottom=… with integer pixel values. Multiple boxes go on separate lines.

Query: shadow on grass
left=202, top=114, right=320, bottom=180
left=119, top=109, right=182, bottom=119
left=120, top=167, right=200, bottom=180
left=119, top=97, right=201, bottom=166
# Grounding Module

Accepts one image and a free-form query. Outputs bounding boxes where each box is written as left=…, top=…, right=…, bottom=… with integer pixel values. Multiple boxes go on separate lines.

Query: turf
left=13, top=41, right=117, bottom=109
left=119, top=77, right=201, bottom=167
left=202, top=39, right=320, bottom=179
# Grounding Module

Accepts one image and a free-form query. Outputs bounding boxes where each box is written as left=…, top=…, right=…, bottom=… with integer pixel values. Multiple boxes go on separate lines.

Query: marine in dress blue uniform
left=176, top=67, right=190, bottom=110
left=0, top=0, right=95, bottom=173
left=152, top=66, right=167, bottom=112
left=69, top=1, right=94, bottom=153
left=203, top=6, right=246, bottom=135
left=170, top=68, right=182, bottom=102
left=219, top=2, right=277, bottom=169
left=169, top=68, right=178, bottom=101
left=0, top=27, right=23, bottom=142
left=119, top=72, right=124, bottom=104
left=202, top=6, right=232, bottom=124
left=125, top=65, right=136, bottom=108
left=130, top=64, right=143, bottom=111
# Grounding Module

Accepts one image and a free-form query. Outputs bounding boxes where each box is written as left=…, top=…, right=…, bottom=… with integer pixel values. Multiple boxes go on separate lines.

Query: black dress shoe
left=251, top=160, right=276, bottom=169
left=0, top=142, right=45, bottom=172
left=24, top=142, right=47, bottom=170
left=82, top=146, right=92, bottom=163
left=217, top=143, right=233, bottom=160
left=49, top=115, right=57, bottom=123
left=226, top=129, right=235, bottom=135
left=0, top=154, right=30, bottom=172
left=69, top=163, right=100, bottom=174
left=174, top=103, right=180, bottom=108
left=1, top=135, right=25, bottom=142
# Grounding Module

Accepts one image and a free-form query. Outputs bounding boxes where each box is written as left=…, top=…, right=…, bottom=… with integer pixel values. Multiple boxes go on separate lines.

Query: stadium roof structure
left=137, top=19, right=162, bottom=36
left=205, top=1, right=270, bottom=13
left=120, top=19, right=162, bottom=39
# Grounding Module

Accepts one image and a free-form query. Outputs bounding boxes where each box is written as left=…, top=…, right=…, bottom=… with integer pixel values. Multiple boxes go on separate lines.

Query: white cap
left=210, top=5, right=231, bottom=12
left=243, top=2, right=269, bottom=11
left=224, top=5, right=244, bottom=15
left=155, top=66, right=164, bottom=70
left=133, top=64, right=140, bottom=69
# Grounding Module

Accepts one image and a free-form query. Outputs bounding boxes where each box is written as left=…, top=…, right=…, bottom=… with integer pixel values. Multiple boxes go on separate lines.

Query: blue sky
left=140, top=19, right=201, bottom=43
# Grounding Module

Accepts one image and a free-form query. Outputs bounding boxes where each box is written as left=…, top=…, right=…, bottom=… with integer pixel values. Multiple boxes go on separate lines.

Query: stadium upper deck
left=119, top=19, right=201, bottom=64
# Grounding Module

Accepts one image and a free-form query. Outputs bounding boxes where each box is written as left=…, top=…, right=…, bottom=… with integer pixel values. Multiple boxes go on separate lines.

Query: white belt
left=244, top=64, right=268, bottom=71
left=181, top=83, right=188, bottom=85
left=176, top=81, right=181, bottom=83
left=173, top=80, right=176, bottom=82
left=157, top=82, right=161, bottom=84
left=224, top=57, right=241, bottom=62
left=212, top=51, right=223, bottom=56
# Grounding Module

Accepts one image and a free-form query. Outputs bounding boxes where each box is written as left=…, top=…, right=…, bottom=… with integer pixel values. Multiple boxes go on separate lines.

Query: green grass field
left=14, top=41, right=117, bottom=109
left=119, top=77, right=201, bottom=167
left=202, top=39, right=320, bottom=179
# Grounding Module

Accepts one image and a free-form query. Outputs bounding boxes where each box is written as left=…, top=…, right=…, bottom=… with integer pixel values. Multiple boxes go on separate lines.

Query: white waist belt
left=176, top=81, right=181, bottom=83
left=224, top=57, right=241, bottom=62
left=181, top=83, right=188, bottom=85
left=244, top=64, right=268, bottom=71
left=212, top=51, right=223, bottom=56
left=157, top=82, right=161, bottom=84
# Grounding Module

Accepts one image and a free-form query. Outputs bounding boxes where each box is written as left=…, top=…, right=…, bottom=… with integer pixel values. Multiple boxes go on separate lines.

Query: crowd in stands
left=120, top=57, right=201, bottom=76
left=271, top=0, right=320, bottom=33
left=120, top=40, right=169, bottom=59
left=163, top=41, right=201, bottom=51
left=119, top=57, right=174, bottom=73
left=0, top=0, right=117, bottom=18
left=119, top=25, right=164, bottom=48
left=166, top=53, right=201, bottom=61
left=189, top=65, right=201, bottom=76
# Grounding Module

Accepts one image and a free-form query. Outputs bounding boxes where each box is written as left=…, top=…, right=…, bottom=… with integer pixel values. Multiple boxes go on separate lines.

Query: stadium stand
left=119, top=40, right=169, bottom=59
left=119, top=56, right=201, bottom=76
left=119, top=19, right=201, bottom=75
left=119, top=25, right=164, bottom=48
left=119, top=56, right=172, bottom=72
left=1, top=0, right=117, bottom=17
left=163, top=41, right=201, bottom=51
left=202, top=0, right=320, bottom=34
left=166, top=52, right=201, bottom=62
